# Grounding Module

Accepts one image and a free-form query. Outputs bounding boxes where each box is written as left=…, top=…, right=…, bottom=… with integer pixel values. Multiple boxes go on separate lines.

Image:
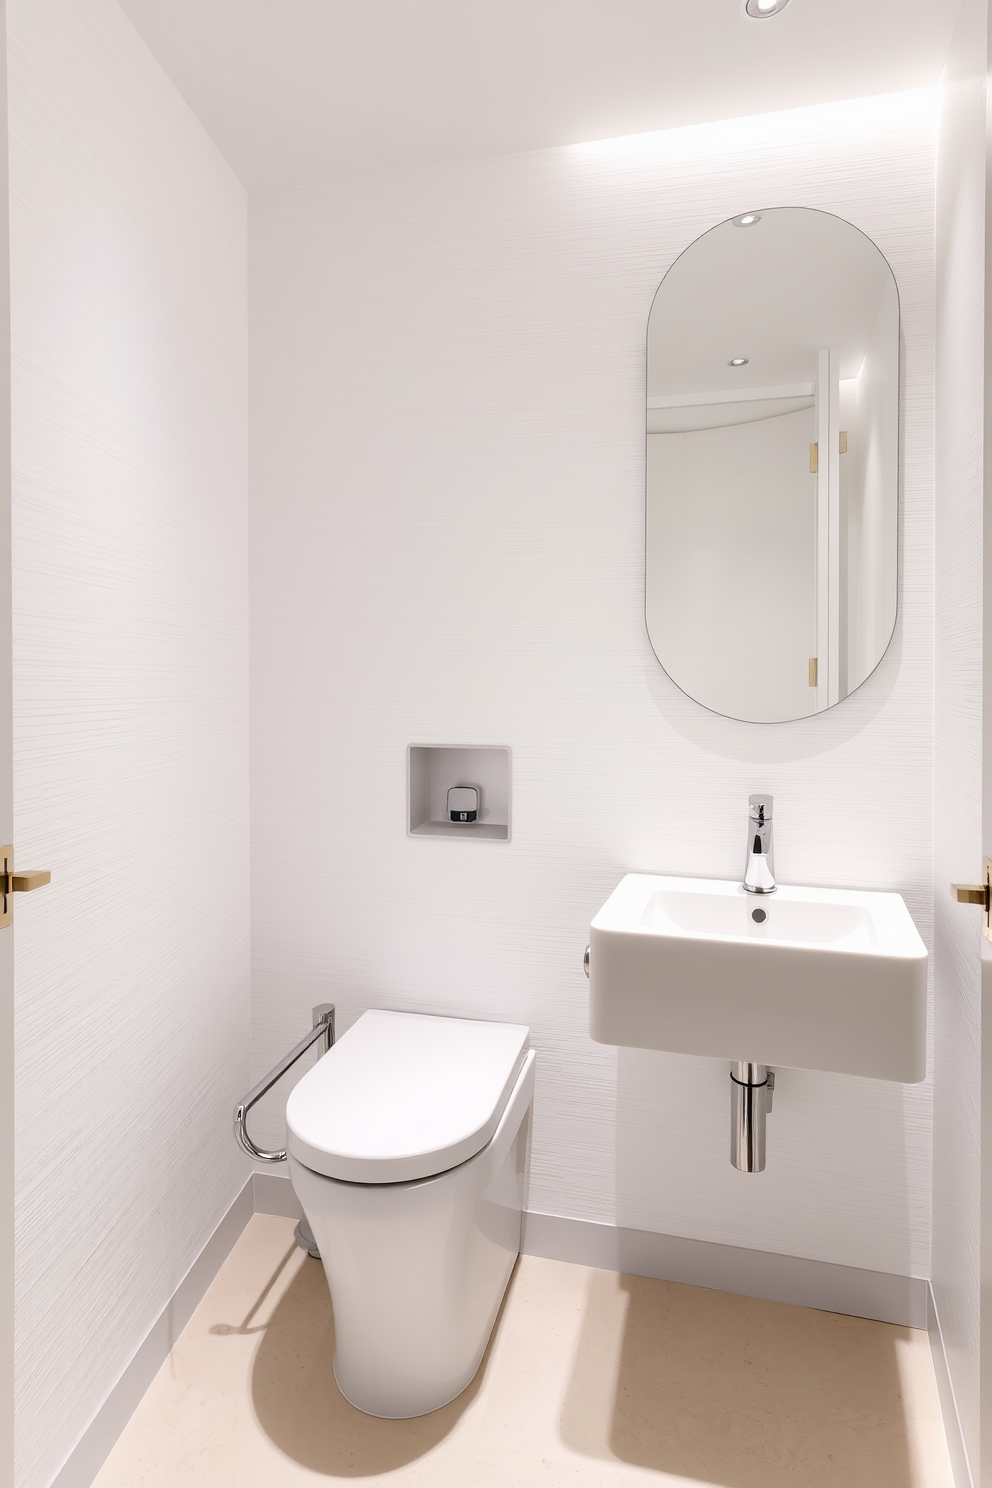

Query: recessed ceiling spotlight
left=742, top=0, right=792, bottom=17
left=733, top=212, right=762, bottom=227
left=728, top=358, right=749, bottom=367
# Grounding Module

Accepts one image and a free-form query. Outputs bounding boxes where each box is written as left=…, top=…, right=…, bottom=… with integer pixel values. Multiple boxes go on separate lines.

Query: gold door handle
left=0, top=846, right=51, bottom=928
left=953, top=883, right=988, bottom=905
left=953, top=858, right=992, bottom=942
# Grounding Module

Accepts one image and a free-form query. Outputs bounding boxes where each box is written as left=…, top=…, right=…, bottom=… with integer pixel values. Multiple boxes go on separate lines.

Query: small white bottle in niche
left=447, top=785, right=479, bottom=825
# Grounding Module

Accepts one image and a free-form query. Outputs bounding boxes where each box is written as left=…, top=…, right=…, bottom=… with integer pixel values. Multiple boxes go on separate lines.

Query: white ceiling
left=117, top=0, right=963, bottom=193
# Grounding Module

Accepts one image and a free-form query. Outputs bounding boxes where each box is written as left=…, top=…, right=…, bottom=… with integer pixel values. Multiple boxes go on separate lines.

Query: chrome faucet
left=743, top=794, right=776, bottom=894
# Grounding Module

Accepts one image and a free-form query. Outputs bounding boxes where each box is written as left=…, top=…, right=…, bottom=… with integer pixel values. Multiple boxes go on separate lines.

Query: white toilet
left=286, top=1009, right=535, bottom=1419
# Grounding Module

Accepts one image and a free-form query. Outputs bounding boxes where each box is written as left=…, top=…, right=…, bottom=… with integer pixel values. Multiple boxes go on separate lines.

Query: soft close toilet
left=286, top=1009, right=535, bottom=1418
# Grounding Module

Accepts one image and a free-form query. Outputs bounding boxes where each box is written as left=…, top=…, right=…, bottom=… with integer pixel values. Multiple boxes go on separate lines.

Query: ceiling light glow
left=728, top=358, right=749, bottom=367
left=742, top=0, right=792, bottom=17
left=733, top=212, right=761, bottom=227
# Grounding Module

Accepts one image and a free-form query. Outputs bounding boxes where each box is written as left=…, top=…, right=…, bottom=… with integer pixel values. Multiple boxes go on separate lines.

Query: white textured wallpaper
left=250, top=91, right=936, bottom=1281
left=8, top=3, right=250, bottom=1485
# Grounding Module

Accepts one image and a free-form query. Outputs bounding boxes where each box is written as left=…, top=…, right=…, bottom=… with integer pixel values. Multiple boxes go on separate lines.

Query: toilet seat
left=286, top=1009, right=530, bottom=1184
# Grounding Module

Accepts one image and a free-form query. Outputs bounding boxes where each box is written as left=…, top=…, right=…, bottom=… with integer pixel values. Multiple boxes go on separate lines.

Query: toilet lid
left=286, top=1010, right=530, bottom=1183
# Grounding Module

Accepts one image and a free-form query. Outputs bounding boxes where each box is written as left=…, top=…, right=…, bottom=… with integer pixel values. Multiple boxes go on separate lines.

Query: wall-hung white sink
left=589, top=874, right=928, bottom=1082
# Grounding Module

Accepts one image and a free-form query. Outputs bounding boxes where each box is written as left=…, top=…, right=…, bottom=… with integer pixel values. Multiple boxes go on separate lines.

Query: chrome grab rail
left=235, top=1003, right=335, bottom=1164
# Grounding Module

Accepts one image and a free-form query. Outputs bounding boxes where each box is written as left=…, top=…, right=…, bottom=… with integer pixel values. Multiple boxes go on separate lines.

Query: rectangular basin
left=589, top=874, right=928, bottom=1081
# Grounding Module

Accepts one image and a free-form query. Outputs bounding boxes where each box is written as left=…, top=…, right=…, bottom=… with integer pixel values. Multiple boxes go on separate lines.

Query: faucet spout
left=743, top=794, right=776, bottom=894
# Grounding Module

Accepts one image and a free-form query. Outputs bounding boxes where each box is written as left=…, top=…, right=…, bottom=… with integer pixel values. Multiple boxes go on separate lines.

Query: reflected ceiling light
left=733, top=212, right=761, bottom=227
left=742, top=0, right=792, bottom=16
left=728, top=357, right=749, bottom=366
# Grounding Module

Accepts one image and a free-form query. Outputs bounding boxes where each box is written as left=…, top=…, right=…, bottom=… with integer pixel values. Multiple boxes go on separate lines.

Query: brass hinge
left=839, top=430, right=848, bottom=454
left=808, top=657, right=818, bottom=687
left=810, top=442, right=818, bottom=473
left=0, top=846, right=51, bottom=929
left=952, top=858, right=992, bottom=942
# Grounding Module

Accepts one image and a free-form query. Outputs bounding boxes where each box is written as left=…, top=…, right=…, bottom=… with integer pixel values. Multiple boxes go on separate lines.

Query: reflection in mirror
left=645, top=208, right=898, bottom=723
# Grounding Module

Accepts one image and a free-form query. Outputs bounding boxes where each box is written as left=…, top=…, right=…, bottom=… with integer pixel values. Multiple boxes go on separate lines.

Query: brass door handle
left=10, top=869, right=51, bottom=893
left=0, top=847, right=51, bottom=928
left=953, top=883, right=988, bottom=906
left=953, top=858, right=992, bottom=942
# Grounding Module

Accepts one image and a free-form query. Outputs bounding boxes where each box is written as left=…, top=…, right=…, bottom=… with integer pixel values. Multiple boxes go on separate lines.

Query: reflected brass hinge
left=0, top=846, right=51, bottom=929
left=952, top=857, right=992, bottom=942
left=808, top=657, right=818, bottom=687
left=810, top=437, right=847, bottom=469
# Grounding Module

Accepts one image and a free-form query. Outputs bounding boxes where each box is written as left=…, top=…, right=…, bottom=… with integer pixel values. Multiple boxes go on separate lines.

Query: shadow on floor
left=559, top=1271, right=917, bottom=1488
left=244, top=1248, right=506, bottom=1475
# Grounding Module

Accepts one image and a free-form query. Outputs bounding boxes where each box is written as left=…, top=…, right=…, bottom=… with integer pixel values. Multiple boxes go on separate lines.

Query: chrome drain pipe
left=730, top=1062, right=775, bottom=1172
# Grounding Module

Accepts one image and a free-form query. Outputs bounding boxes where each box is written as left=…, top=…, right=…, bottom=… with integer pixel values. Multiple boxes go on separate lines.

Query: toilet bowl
left=286, top=1009, right=535, bottom=1418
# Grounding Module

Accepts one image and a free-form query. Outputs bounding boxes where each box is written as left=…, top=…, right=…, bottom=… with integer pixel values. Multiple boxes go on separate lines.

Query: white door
left=933, top=0, right=992, bottom=1483
left=0, top=4, right=14, bottom=1481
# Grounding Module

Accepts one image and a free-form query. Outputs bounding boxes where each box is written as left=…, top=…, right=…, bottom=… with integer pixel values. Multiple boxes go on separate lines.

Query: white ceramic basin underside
left=589, top=874, right=928, bottom=1081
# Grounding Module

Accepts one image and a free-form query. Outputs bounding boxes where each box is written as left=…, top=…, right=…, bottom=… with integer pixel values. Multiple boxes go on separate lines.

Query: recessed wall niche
left=408, top=746, right=510, bottom=841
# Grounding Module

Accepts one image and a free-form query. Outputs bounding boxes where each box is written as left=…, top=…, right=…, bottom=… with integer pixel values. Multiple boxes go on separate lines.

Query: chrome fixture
left=727, top=357, right=749, bottom=366
left=235, top=1003, right=335, bottom=1163
left=583, top=945, right=590, bottom=978
left=737, top=794, right=777, bottom=1168
left=743, top=794, right=776, bottom=894
left=742, top=0, right=792, bottom=18
left=731, top=1062, right=775, bottom=1171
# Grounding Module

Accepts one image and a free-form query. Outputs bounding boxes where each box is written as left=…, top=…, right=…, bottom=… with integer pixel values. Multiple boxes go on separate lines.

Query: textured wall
left=933, top=0, right=988, bottom=1477
left=250, top=90, right=936, bottom=1280
left=8, top=3, right=250, bottom=1485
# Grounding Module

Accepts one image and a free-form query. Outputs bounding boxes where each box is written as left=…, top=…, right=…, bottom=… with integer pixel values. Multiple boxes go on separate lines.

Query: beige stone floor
left=93, top=1213, right=954, bottom=1488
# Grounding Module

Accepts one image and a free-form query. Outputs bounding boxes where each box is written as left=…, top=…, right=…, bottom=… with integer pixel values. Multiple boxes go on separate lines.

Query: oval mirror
left=645, top=207, right=899, bottom=723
